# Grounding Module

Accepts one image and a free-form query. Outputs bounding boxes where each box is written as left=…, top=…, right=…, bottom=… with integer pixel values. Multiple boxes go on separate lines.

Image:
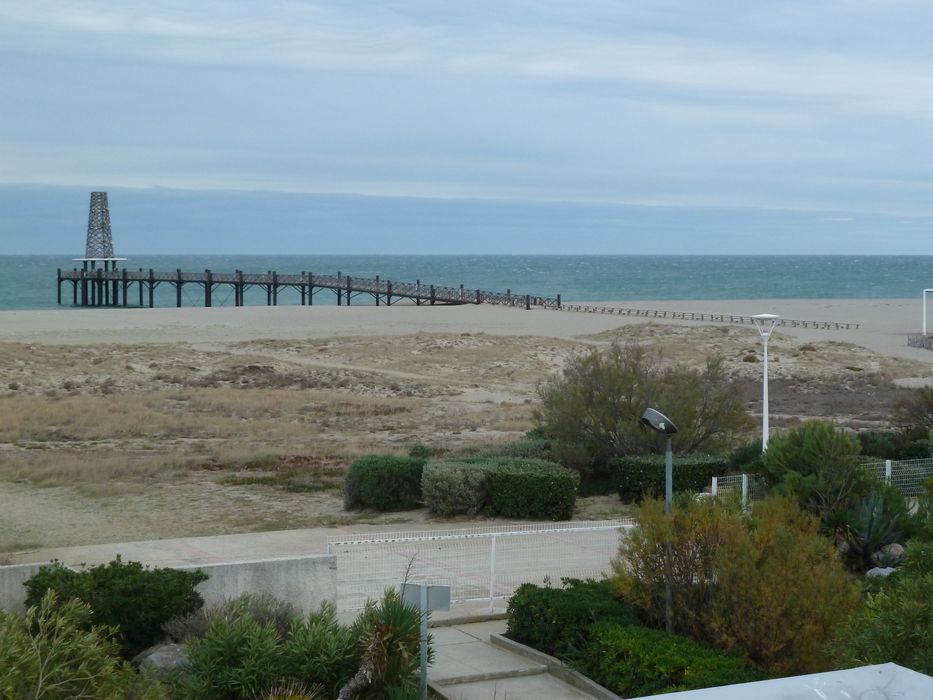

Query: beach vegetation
left=760, top=421, right=872, bottom=534
left=171, top=589, right=423, bottom=700
left=0, top=590, right=166, bottom=699
left=833, top=541, right=933, bottom=674
left=24, top=557, right=208, bottom=659
left=505, top=580, right=764, bottom=696
left=421, top=457, right=578, bottom=520
left=575, top=623, right=766, bottom=697
left=610, top=454, right=729, bottom=502
left=613, top=494, right=860, bottom=675
left=343, top=455, right=426, bottom=511
left=534, top=343, right=750, bottom=473
left=894, top=386, right=933, bottom=431
left=506, top=578, right=640, bottom=658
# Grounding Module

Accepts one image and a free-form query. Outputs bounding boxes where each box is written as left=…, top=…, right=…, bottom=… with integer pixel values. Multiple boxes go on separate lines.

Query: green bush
left=407, top=443, right=432, bottom=459
left=421, top=460, right=493, bottom=516
left=506, top=579, right=639, bottom=658
left=468, top=438, right=609, bottom=493
left=175, top=591, right=422, bottom=700
left=611, top=454, right=729, bottom=501
left=577, top=623, right=766, bottom=697
left=833, top=571, right=933, bottom=674
left=534, top=343, right=750, bottom=464
left=761, top=421, right=873, bottom=533
left=344, top=455, right=426, bottom=511
left=24, top=557, right=207, bottom=659
left=422, top=457, right=578, bottom=519
left=164, top=592, right=299, bottom=642
left=485, top=460, right=578, bottom=520
left=0, top=590, right=166, bottom=699
left=614, top=495, right=861, bottom=675
left=858, top=429, right=932, bottom=460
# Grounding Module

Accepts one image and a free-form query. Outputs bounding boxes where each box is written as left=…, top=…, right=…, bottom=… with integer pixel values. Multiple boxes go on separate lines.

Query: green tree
left=534, top=343, right=749, bottom=469
left=760, top=421, right=872, bottom=534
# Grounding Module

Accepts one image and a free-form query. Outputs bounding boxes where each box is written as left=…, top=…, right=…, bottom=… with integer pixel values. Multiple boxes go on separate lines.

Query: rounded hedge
left=343, top=454, right=426, bottom=511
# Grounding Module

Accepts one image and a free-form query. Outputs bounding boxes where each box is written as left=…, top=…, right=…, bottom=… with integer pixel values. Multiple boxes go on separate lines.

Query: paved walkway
left=430, top=620, right=597, bottom=700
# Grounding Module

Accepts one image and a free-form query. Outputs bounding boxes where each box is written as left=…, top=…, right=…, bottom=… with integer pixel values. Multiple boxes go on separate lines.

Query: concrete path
left=429, top=620, right=597, bottom=700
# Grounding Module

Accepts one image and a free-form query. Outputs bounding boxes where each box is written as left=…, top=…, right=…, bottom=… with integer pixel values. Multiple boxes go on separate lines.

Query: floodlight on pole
left=641, top=407, right=678, bottom=634
left=751, top=314, right=781, bottom=452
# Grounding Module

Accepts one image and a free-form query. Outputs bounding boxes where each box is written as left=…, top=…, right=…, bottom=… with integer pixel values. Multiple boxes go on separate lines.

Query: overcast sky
left=2, top=1, right=933, bottom=253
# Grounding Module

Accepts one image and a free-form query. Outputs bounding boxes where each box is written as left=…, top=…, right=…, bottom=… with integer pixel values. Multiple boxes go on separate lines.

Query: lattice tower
left=85, top=192, right=115, bottom=258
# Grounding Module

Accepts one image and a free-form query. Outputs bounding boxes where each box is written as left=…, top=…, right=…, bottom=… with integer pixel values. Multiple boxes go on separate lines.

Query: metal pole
left=762, top=333, right=770, bottom=451
left=924, top=289, right=929, bottom=336
left=420, top=585, right=428, bottom=700
left=664, top=436, right=673, bottom=635
left=488, top=535, right=497, bottom=614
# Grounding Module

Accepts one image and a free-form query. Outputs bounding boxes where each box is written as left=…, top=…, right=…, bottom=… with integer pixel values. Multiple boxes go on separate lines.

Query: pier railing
left=57, top=268, right=561, bottom=310
left=57, top=267, right=859, bottom=330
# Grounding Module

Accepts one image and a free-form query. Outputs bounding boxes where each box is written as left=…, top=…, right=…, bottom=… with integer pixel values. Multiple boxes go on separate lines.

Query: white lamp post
left=751, top=314, right=781, bottom=452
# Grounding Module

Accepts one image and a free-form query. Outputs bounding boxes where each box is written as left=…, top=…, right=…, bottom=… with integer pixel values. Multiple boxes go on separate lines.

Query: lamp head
left=751, top=313, right=781, bottom=338
left=641, top=407, right=678, bottom=436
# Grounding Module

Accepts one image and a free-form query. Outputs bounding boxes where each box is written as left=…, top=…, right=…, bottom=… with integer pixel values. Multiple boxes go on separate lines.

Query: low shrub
left=421, top=460, right=493, bottom=516
left=24, top=557, right=207, bottom=659
left=470, top=438, right=608, bottom=493
left=164, top=592, right=299, bottom=642
left=577, top=623, right=766, bottom=697
left=833, top=571, right=933, bottom=674
left=506, top=579, right=639, bottom=658
left=0, top=590, right=166, bottom=699
left=611, top=454, right=729, bottom=501
left=858, top=429, right=932, bottom=460
left=485, top=460, right=578, bottom=520
left=614, top=495, right=861, bottom=675
left=422, top=457, right=578, bottom=519
left=174, top=591, right=421, bottom=700
left=344, top=455, right=426, bottom=511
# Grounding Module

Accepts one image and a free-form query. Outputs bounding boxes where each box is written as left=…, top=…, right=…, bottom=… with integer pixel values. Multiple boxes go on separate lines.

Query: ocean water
left=1, top=255, right=931, bottom=310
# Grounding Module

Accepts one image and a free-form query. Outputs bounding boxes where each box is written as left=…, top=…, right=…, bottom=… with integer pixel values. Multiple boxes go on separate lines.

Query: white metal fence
left=865, top=458, right=933, bottom=497
left=326, top=520, right=633, bottom=613
left=710, top=457, right=933, bottom=507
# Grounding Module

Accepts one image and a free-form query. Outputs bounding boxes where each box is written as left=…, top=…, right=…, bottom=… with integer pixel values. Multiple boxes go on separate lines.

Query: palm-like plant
left=337, top=588, right=427, bottom=700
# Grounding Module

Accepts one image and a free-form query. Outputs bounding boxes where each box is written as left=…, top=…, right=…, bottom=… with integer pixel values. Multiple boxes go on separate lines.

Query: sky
left=1, top=1, right=933, bottom=254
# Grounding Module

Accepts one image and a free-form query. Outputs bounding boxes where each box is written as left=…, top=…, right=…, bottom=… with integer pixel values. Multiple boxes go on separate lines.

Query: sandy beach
left=0, top=298, right=930, bottom=557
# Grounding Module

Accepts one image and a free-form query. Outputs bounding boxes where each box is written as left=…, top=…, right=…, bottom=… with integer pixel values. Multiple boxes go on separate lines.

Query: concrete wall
left=179, top=554, right=337, bottom=613
left=0, top=563, right=49, bottom=615
left=1, top=554, right=337, bottom=617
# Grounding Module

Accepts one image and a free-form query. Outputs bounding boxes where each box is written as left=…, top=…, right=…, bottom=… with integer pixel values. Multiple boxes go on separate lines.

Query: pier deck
left=57, top=268, right=557, bottom=311
left=55, top=268, right=859, bottom=331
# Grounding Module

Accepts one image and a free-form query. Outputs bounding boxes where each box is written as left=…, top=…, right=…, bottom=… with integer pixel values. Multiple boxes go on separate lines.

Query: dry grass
left=0, top=325, right=923, bottom=552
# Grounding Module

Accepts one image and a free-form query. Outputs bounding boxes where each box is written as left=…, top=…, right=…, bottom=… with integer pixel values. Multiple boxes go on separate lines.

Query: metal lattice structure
left=326, top=520, right=633, bottom=612
left=84, top=192, right=115, bottom=259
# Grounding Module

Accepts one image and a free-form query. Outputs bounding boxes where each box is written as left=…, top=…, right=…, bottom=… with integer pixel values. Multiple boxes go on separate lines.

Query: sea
left=1, top=255, right=931, bottom=310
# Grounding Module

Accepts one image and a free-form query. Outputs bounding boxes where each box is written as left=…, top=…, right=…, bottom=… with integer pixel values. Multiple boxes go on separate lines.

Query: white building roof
left=632, top=663, right=933, bottom=700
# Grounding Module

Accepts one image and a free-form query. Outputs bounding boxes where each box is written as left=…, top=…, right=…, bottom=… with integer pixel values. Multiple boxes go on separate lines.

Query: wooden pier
left=55, top=267, right=859, bottom=331
left=56, top=268, right=561, bottom=311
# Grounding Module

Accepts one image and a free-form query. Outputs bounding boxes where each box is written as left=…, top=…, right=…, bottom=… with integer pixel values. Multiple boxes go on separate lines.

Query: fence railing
left=710, top=457, right=933, bottom=507
left=864, top=458, right=933, bottom=497
left=326, top=520, right=633, bottom=613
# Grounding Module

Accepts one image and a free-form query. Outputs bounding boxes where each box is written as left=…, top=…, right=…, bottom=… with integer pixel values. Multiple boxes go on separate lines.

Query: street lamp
left=641, top=407, right=678, bottom=634
left=751, top=314, right=781, bottom=452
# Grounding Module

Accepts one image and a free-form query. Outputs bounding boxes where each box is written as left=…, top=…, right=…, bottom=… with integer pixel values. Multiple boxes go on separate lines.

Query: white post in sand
left=924, top=289, right=932, bottom=336
left=752, top=314, right=781, bottom=452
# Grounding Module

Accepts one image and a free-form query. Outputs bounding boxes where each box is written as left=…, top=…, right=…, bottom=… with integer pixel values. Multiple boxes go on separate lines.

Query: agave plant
left=845, top=489, right=907, bottom=572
